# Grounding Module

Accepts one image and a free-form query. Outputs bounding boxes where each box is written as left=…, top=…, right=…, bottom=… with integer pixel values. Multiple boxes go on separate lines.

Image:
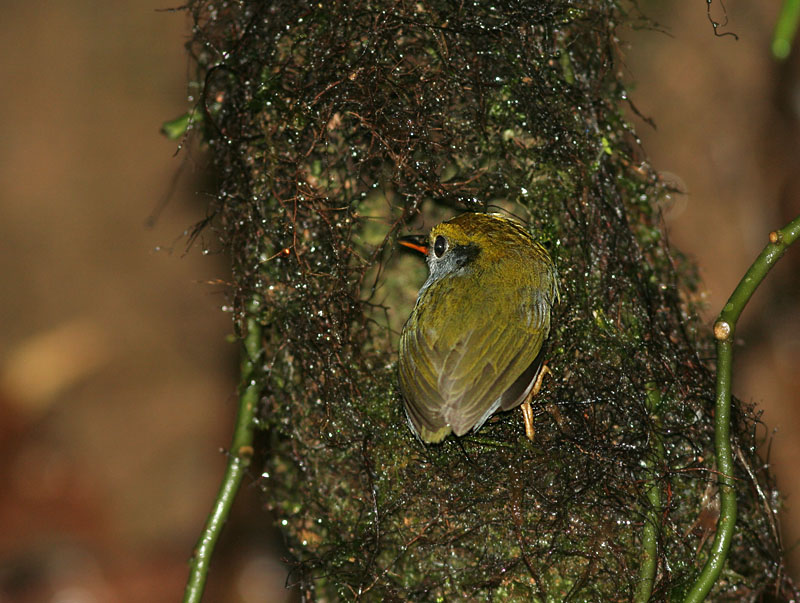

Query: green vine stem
left=773, top=0, right=800, bottom=59
left=183, top=296, right=263, bottom=603
left=634, top=383, right=665, bottom=602
left=684, top=214, right=800, bottom=602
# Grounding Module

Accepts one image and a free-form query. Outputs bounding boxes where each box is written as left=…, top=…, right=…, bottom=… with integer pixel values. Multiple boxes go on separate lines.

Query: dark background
left=0, top=1, right=797, bottom=601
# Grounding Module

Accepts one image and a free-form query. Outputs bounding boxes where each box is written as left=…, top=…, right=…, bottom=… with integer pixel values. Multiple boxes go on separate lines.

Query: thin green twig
left=634, top=383, right=664, bottom=602
left=773, top=0, right=800, bottom=60
left=684, top=214, right=800, bottom=602
left=183, top=296, right=263, bottom=603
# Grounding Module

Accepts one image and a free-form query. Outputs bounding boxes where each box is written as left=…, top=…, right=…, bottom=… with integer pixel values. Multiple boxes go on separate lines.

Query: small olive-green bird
left=398, top=212, right=559, bottom=443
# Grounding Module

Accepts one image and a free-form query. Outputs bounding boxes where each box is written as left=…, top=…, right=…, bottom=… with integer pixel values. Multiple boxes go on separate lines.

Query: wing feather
left=399, top=277, right=553, bottom=439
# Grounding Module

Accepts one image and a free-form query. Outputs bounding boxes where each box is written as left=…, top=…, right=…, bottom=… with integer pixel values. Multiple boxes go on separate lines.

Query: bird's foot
left=522, top=364, right=551, bottom=441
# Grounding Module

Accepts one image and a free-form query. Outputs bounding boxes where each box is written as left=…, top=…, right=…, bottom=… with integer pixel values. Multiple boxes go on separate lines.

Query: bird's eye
left=433, top=235, right=447, bottom=258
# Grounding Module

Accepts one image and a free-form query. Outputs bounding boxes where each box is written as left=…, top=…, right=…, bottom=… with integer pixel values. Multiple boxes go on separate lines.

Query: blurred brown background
left=0, top=1, right=797, bottom=601
left=0, top=1, right=289, bottom=602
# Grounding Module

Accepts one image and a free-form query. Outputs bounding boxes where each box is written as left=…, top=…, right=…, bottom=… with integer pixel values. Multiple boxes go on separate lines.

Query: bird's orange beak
left=398, top=234, right=429, bottom=255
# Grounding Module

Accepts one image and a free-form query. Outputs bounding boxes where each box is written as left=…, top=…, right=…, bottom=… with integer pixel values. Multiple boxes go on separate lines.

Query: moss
left=185, top=0, right=793, bottom=600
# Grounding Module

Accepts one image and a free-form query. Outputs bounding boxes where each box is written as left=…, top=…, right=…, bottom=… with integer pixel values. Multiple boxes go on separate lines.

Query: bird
left=397, top=212, right=559, bottom=443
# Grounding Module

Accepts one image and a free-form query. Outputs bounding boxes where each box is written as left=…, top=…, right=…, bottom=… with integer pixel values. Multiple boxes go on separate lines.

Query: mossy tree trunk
left=185, top=1, right=792, bottom=600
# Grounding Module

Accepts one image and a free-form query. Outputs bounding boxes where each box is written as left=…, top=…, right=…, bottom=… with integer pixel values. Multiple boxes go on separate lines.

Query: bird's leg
left=522, top=365, right=551, bottom=441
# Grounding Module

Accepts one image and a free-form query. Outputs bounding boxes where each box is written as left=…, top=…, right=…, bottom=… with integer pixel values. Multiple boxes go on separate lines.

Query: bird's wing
left=399, top=279, right=551, bottom=439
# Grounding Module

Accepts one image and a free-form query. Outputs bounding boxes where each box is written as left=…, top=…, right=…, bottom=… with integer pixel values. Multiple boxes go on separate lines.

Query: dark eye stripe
left=433, top=235, right=447, bottom=257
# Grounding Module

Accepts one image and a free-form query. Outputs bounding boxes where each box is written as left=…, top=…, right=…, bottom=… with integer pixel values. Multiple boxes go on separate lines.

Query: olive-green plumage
left=398, top=212, right=559, bottom=443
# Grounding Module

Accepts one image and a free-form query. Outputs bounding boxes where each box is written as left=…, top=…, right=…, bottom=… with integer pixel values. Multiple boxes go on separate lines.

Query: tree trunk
left=185, top=1, right=792, bottom=600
